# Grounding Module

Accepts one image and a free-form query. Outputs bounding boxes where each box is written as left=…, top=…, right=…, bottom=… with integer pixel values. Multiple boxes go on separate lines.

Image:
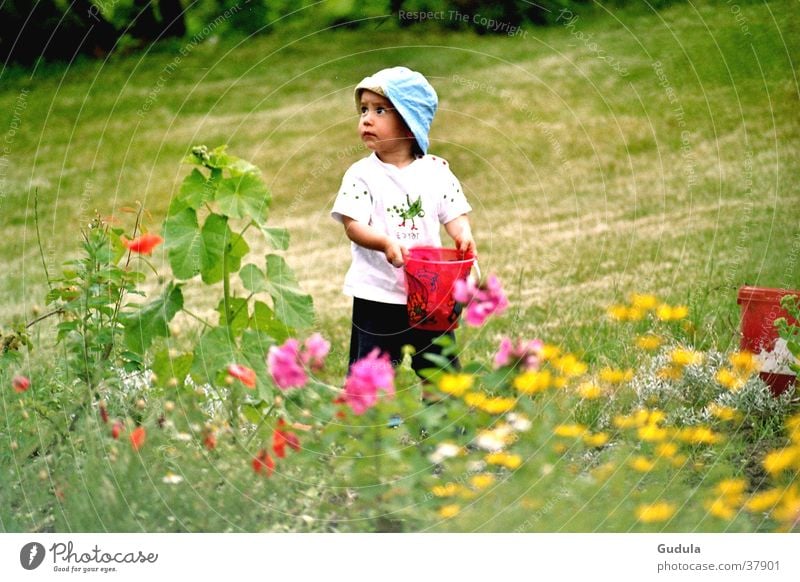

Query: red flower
left=203, top=431, right=217, bottom=451
left=122, top=233, right=164, bottom=255
left=272, top=419, right=301, bottom=459
left=226, top=363, right=256, bottom=389
left=130, top=426, right=146, bottom=451
left=12, top=375, right=30, bottom=393
left=111, top=421, right=123, bottom=440
left=252, top=449, right=275, bottom=476
left=99, top=403, right=109, bottom=424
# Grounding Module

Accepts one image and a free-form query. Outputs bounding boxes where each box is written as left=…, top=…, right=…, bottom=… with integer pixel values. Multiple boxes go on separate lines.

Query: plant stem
left=221, top=226, right=238, bottom=429
left=33, top=188, right=53, bottom=290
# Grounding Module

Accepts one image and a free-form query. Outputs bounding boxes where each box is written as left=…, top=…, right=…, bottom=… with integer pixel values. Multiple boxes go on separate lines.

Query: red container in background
left=404, top=247, right=474, bottom=332
left=737, top=286, right=800, bottom=396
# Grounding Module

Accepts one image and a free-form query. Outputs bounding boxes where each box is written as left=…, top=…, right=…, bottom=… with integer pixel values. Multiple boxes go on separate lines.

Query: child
left=331, top=66, right=476, bottom=374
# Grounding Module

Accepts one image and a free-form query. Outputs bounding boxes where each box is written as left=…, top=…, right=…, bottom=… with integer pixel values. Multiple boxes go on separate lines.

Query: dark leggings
left=348, top=297, right=459, bottom=375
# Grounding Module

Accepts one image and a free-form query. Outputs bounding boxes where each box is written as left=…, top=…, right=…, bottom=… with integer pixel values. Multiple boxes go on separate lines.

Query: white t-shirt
left=331, top=153, right=472, bottom=304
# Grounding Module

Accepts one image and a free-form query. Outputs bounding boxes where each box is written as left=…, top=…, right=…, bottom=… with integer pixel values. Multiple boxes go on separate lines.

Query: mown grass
left=0, top=1, right=798, bottom=532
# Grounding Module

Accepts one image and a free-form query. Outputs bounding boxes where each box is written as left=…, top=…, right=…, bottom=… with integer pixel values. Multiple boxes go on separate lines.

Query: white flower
left=475, top=431, right=505, bottom=452
left=174, top=432, right=192, bottom=442
left=507, top=413, right=532, bottom=432
left=429, top=442, right=461, bottom=464
left=162, top=472, right=183, bottom=484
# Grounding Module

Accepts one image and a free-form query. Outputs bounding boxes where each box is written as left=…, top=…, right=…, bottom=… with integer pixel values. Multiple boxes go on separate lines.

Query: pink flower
left=454, top=274, right=509, bottom=327
left=267, top=339, right=308, bottom=390
left=302, top=333, right=330, bottom=371
left=493, top=337, right=543, bottom=370
left=226, top=363, right=256, bottom=388
left=343, top=349, right=395, bottom=415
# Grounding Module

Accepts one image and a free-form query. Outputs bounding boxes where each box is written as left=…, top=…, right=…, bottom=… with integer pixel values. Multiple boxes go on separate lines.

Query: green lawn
left=0, top=1, right=798, bottom=532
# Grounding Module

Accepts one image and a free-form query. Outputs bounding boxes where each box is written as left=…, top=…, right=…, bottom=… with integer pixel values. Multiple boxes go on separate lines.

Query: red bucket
left=737, top=286, right=800, bottom=396
left=404, top=246, right=475, bottom=332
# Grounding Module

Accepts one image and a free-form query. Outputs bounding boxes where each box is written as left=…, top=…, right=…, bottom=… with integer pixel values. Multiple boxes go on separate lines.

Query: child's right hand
left=384, top=240, right=409, bottom=268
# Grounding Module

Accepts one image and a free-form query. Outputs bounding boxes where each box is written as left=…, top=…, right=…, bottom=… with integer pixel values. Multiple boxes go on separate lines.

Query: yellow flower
left=635, top=501, right=676, bottom=523
left=787, top=414, right=800, bottom=443
left=607, top=304, right=630, bottom=321
left=439, top=373, right=474, bottom=397
left=708, top=403, right=741, bottom=422
left=655, top=442, right=678, bottom=458
left=625, top=306, right=645, bottom=321
left=637, top=423, right=669, bottom=442
left=464, top=392, right=487, bottom=408
left=657, top=304, right=688, bottom=321
left=552, top=376, right=568, bottom=389
left=657, top=365, right=684, bottom=380
left=771, top=487, right=800, bottom=525
left=630, top=456, right=656, bottom=472
left=583, top=432, right=609, bottom=447
left=745, top=489, right=783, bottom=512
left=669, top=454, right=688, bottom=468
left=716, top=368, right=746, bottom=391
left=478, top=397, right=516, bottom=415
left=554, top=354, right=587, bottom=377
left=630, top=293, right=659, bottom=310
left=553, top=443, right=567, bottom=454
left=431, top=483, right=460, bottom=497
left=437, top=504, right=460, bottom=518
left=705, top=498, right=736, bottom=520
left=577, top=381, right=603, bottom=399
left=592, top=462, right=616, bottom=482
left=613, top=408, right=665, bottom=429
left=485, top=452, right=522, bottom=470
left=599, top=367, right=633, bottom=384
left=539, top=343, right=561, bottom=361
left=635, top=334, right=663, bottom=351
left=762, top=447, right=799, bottom=476
left=676, top=426, right=723, bottom=445
left=670, top=347, right=704, bottom=367
left=513, top=370, right=552, bottom=395
left=554, top=423, right=588, bottom=438
left=729, top=351, right=759, bottom=375
left=714, top=479, right=747, bottom=505
left=469, top=474, right=496, bottom=490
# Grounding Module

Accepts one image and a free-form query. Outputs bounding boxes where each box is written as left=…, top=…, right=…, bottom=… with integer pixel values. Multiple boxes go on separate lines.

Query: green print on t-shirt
left=389, top=194, right=426, bottom=231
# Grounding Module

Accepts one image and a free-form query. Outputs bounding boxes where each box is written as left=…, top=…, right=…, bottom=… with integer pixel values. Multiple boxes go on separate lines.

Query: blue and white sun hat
left=355, top=66, right=438, bottom=155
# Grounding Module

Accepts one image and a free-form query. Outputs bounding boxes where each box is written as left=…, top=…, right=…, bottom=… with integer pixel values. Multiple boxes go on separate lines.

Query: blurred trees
left=1, top=0, right=683, bottom=67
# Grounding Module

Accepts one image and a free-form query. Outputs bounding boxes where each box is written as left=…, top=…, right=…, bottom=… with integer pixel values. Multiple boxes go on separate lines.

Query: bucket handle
left=471, top=259, right=482, bottom=282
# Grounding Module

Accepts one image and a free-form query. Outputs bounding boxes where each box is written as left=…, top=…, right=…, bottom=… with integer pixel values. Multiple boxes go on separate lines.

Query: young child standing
left=331, top=66, right=476, bottom=373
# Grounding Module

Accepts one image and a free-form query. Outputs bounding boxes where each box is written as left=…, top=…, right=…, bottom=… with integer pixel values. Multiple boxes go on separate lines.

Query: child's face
left=358, top=90, right=414, bottom=158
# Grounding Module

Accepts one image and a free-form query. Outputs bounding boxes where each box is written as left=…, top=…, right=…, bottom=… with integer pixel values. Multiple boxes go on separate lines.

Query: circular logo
left=20, top=542, right=46, bottom=570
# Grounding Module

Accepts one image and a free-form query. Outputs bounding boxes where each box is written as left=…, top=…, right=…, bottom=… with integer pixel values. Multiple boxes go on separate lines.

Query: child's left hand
left=445, top=215, right=477, bottom=257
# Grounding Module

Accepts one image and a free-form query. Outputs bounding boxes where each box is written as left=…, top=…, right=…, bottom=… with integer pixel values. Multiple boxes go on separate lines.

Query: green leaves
left=217, top=173, right=271, bottom=220
left=122, top=283, right=184, bottom=354
left=266, top=255, right=315, bottom=329
left=163, top=209, right=203, bottom=280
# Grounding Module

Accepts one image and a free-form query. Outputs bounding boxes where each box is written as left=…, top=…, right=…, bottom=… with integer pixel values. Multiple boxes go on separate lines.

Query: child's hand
left=384, top=240, right=409, bottom=268
left=445, top=214, right=477, bottom=258
left=454, top=233, right=477, bottom=257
